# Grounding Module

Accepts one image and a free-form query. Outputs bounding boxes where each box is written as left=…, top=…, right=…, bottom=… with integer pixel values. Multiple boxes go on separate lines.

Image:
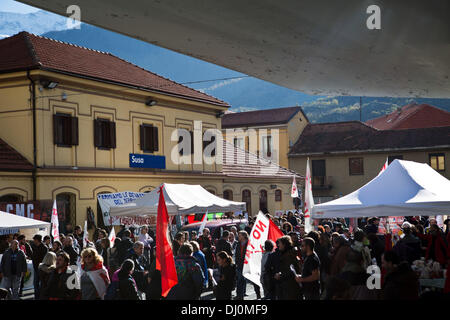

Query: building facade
left=0, top=32, right=297, bottom=230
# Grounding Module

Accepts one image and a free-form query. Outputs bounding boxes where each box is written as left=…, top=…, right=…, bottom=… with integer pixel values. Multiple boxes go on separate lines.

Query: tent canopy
left=0, top=211, right=51, bottom=235
left=312, top=159, right=450, bottom=219
left=110, top=183, right=246, bottom=216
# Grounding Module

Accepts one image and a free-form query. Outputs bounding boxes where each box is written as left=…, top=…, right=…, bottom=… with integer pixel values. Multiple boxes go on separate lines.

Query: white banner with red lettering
left=97, top=191, right=147, bottom=226
left=243, top=211, right=283, bottom=287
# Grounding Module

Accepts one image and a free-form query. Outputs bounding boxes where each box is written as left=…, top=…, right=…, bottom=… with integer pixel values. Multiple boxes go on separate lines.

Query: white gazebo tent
left=0, top=211, right=51, bottom=237
left=110, top=183, right=246, bottom=217
left=312, top=159, right=450, bottom=219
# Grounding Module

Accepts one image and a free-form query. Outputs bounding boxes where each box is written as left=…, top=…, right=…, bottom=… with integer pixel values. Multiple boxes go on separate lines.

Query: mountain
left=27, top=22, right=450, bottom=123
left=0, top=10, right=68, bottom=37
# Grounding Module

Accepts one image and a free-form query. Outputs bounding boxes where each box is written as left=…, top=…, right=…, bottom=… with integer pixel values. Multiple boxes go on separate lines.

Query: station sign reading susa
left=129, top=153, right=166, bottom=169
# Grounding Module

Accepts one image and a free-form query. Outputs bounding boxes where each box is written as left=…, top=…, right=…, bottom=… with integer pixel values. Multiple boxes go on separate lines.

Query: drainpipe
left=27, top=70, right=37, bottom=201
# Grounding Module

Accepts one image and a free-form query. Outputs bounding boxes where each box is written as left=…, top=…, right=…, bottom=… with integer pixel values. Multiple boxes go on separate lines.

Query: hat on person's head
left=401, top=221, right=412, bottom=229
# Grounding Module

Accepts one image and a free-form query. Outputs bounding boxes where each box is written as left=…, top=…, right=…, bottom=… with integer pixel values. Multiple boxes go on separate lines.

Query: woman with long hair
left=38, top=251, right=57, bottom=299
left=214, top=251, right=236, bottom=300
left=80, top=248, right=110, bottom=300
left=117, top=259, right=140, bottom=300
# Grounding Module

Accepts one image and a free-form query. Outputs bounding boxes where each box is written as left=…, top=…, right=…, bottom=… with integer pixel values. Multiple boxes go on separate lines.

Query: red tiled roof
left=366, top=103, right=450, bottom=130
left=0, top=138, right=33, bottom=171
left=0, top=32, right=228, bottom=107
left=221, top=106, right=306, bottom=128
left=221, top=141, right=301, bottom=179
left=289, top=121, right=450, bottom=155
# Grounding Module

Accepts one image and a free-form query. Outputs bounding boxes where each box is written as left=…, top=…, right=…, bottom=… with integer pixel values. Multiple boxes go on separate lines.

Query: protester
left=382, top=250, right=419, bottom=300
left=52, top=240, right=63, bottom=255
left=198, top=228, right=214, bottom=268
left=234, top=231, right=249, bottom=300
left=166, top=243, right=205, bottom=300
left=190, top=241, right=208, bottom=288
left=17, top=235, right=33, bottom=259
left=261, top=239, right=274, bottom=299
left=126, top=241, right=149, bottom=297
left=0, top=240, right=27, bottom=300
left=117, top=259, right=140, bottom=300
left=296, top=237, right=321, bottom=300
left=274, top=236, right=301, bottom=300
left=80, top=248, right=110, bottom=300
left=329, top=234, right=351, bottom=276
left=41, top=252, right=80, bottom=300
left=417, top=224, right=448, bottom=266
left=116, top=230, right=134, bottom=265
left=31, top=234, right=48, bottom=299
left=107, top=238, right=121, bottom=276
left=38, top=251, right=57, bottom=299
left=63, top=236, right=79, bottom=266
left=393, top=222, right=422, bottom=264
left=214, top=251, right=236, bottom=300
left=172, top=232, right=184, bottom=257
left=215, top=230, right=233, bottom=257
left=351, top=230, right=372, bottom=269
left=228, top=232, right=238, bottom=252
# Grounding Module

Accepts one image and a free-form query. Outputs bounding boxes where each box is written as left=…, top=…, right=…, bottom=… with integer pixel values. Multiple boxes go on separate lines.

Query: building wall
left=223, top=179, right=296, bottom=216
left=289, top=149, right=450, bottom=198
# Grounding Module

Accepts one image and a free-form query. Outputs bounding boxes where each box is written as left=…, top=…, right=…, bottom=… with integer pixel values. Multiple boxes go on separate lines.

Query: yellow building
left=289, top=120, right=450, bottom=202
left=221, top=106, right=309, bottom=168
left=0, top=32, right=297, bottom=230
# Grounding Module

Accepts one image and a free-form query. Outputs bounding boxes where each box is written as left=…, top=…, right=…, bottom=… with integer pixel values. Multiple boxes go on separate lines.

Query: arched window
left=223, top=189, right=233, bottom=201
left=242, top=190, right=252, bottom=215
left=56, top=192, right=76, bottom=232
left=0, top=194, right=23, bottom=203
left=259, top=190, right=268, bottom=213
left=207, top=189, right=216, bottom=195
left=275, top=189, right=282, bottom=202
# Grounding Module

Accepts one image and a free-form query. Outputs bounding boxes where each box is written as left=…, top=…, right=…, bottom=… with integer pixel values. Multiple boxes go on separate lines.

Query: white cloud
left=199, top=77, right=244, bottom=92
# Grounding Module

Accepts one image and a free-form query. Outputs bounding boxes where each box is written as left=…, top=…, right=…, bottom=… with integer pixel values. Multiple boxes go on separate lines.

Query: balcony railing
left=312, top=176, right=332, bottom=190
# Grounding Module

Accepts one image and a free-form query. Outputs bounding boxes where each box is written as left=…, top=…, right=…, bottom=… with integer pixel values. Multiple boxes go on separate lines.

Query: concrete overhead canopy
left=19, top=0, right=450, bottom=98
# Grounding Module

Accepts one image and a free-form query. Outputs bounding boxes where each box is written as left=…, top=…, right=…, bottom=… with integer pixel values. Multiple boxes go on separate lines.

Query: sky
left=0, top=0, right=40, bottom=13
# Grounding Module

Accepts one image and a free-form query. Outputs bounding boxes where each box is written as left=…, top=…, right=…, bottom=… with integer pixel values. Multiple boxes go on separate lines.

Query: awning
left=312, top=159, right=450, bottom=218
left=110, top=183, right=246, bottom=216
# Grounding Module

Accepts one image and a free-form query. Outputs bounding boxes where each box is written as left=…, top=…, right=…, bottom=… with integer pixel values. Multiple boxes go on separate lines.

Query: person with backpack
left=166, top=243, right=205, bottom=300
left=105, top=259, right=139, bottom=300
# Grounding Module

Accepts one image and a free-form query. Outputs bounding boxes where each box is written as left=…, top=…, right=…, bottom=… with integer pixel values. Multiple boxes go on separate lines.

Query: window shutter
left=152, top=126, right=158, bottom=152
left=140, top=124, right=145, bottom=151
left=53, top=114, right=62, bottom=145
left=94, top=119, right=101, bottom=147
left=71, top=116, right=79, bottom=145
left=110, top=121, right=116, bottom=149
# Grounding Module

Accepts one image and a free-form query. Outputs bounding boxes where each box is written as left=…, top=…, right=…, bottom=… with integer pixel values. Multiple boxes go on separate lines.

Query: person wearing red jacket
left=417, top=224, right=448, bottom=265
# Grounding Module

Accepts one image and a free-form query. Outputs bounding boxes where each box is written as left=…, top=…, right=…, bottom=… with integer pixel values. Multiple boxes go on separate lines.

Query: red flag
left=156, top=185, right=178, bottom=297
left=267, top=218, right=284, bottom=242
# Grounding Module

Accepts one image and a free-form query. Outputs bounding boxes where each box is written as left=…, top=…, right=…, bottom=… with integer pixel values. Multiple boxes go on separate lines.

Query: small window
left=349, top=157, right=364, bottom=175
left=94, top=118, right=116, bottom=149
left=429, top=153, right=445, bottom=171
left=223, top=190, right=233, bottom=201
left=388, top=155, right=403, bottom=164
left=275, top=189, right=282, bottom=202
left=53, top=113, right=78, bottom=146
left=140, top=124, right=159, bottom=153
left=233, top=137, right=244, bottom=149
left=262, top=135, right=272, bottom=157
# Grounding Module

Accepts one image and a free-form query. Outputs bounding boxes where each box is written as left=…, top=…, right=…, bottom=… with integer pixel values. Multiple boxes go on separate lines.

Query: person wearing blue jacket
left=190, top=241, right=209, bottom=288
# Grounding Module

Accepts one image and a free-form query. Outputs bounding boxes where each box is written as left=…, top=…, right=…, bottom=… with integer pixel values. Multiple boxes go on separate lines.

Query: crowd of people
left=0, top=213, right=449, bottom=300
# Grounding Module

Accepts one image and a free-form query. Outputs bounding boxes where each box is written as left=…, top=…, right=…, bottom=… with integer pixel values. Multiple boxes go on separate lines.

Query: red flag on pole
left=156, top=185, right=178, bottom=297
left=267, top=218, right=284, bottom=242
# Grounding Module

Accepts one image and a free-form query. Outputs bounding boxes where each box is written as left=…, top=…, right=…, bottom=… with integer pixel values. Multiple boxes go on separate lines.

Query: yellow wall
left=289, top=150, right=450, bottom=198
